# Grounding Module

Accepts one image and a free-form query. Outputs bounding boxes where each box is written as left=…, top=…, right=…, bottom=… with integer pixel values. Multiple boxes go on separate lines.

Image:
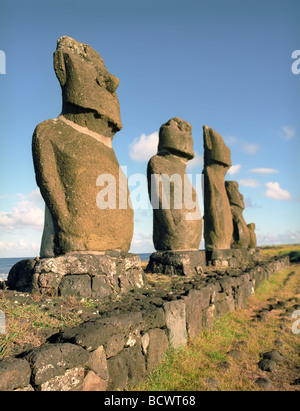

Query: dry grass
left=0, top=294, right=84, bottom=358
left=133, top=265, right=300, bottom=391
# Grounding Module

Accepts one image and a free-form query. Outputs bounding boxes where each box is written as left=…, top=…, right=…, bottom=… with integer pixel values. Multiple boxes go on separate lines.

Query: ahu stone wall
left=0, top=256, right=289, bottom=391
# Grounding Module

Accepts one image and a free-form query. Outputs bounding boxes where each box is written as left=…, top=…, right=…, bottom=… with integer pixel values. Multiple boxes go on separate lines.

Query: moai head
left=158, top=117, right=195, bottom=160
left=203, top=125, right=232, bottom=168
left=54, top=36, right=122, bottom=134
left=225, top=181, right=245, bottom=210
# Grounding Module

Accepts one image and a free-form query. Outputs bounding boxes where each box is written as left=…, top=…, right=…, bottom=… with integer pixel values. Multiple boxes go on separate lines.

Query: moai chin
left=32, top=36, right=133, bottom=257
left=225, top=181, right=250, bottom=249
left=203, top=125, right=233, bottom=250
left=147, top=117, right=202, bottom=251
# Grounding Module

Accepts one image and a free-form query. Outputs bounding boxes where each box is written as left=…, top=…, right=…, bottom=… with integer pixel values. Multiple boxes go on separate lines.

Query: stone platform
left=146, top=248, right=262, bottom=276
left=206, top=248, right=261, bottom=267
left=146, top=250, right=207, bottom=277
left=7, top=252, right=147, bottom=298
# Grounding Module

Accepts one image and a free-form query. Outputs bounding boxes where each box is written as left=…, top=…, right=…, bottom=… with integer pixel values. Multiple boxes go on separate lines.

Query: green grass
left=133, top=264, right=300, bottom=391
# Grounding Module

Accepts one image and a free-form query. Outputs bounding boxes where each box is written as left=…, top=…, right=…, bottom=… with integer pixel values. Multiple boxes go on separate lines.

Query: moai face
left=225, top=181, right=245, bottom=210
left=158, top=117, right=195, bottom=160
left=54, top=36, right=122, bottom=133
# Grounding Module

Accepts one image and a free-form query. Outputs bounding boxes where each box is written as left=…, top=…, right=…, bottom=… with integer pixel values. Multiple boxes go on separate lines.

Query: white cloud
left=256, top=230, right=300, bottom=246
left=225, top=136, right=260, bottom=155
left=129, top=131, right=159, bottom=162
left=130, top=233, right=155, bottom=254
left=239, top=179, right=260, bottom=188
left=0, top=239, right=40, bottom=253
left=264, top=182, right=292, bottom=201
left=241, top=141, right=260, bottom=155
left=279, top=125, right=296, bottom=141
left=0, top=189, right=44, bottom=231
left=228, top=164, right=242, bottom=176
left=187, top=152, right=203, bottom=171
left=249, top=168, right=279, bottom=175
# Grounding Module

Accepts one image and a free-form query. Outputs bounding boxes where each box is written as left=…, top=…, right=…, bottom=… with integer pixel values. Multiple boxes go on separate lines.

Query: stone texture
left=185, top=287, right=215, bottom=339
left=262, top=350, right=284, bottom=363
left=248, top=223, right=257, bottom=248
left=7, top=252, right=146, bottom=298
left=147, top=250, right=206, bottom=277
left=107, top=344, right=146, bottom=391
left=258, top=359, right=277, bottom=372
left=145, top=328, right=169, bottom=373
left=202, top=304, right=216, bottom=330
left=163, top=299, right=187, bottom=348
left=0, top=255, right=290, bottom=392
left=75, top=370, right=107, bottom=391
left=225, top=181, right=250, bottom=249
left=6, top=259, right=37, bottom=292
left=39, top=367, right=85, bottom=391
left=203, top=126, right=233, bottom=250
left=32, top=36, right=133, bottom=257
left=87, top=346, right=109, bottom=381
left=255, top=377, right=272, bottom=389
left=51, top=312, right=143, bottom=351
left=21, top=343, right=89, bottom=386
left=0, top=358, right=31, bottom=391
left=147, top=117, right=202, bottom=251
left=206, top=248, right=260, bottom=268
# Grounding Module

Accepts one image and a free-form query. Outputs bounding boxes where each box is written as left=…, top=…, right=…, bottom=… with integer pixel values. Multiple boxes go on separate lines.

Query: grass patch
left=0, top=295, right=83, bottom=358
left=133, top=265, right=300, bottom=391
left=259, top=243, right=300, bottom=258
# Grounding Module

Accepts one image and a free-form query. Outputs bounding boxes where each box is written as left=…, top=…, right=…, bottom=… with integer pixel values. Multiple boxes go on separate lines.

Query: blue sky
left=0, top=0, right=299, bottom=257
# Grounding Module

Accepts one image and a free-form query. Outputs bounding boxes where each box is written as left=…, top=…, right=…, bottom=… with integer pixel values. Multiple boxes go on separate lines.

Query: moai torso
left=225, top=181, right=250, bottom=249
left=147, top=118, right=202, bottom=251
left=247, top=223, right=257, bottom=249
left=203, top=126, right=233, bottom=250
left=32, top=36, right=133, bottom=257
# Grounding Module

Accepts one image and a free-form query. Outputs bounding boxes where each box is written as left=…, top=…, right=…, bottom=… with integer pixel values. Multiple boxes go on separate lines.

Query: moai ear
left=53, top=49, right=67, bottom=87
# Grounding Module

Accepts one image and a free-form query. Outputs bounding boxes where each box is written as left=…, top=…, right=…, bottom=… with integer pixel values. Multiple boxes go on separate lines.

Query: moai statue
left=225, top=181, right=250, bottom=249
left=247, top=223, right=257, bottom=249
left=203, top=126, right=233, bottom=250
left=147, top=117, right=202, bottom=251
left=32, top=36, right=133, bottom=257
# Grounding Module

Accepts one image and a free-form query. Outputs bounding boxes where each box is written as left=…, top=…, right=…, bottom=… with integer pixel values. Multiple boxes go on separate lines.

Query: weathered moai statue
left=32, top=36, right=133, bottom=257
left=203, top=126, right=233, bottom=250
left=225, top=181, right=250, bottom=249
left=247, top=223, right=257, bottom=249
left=147, top=117, right=202, bottom=251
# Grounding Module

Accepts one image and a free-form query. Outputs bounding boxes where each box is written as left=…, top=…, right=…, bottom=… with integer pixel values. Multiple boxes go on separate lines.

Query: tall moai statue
left=247, top=223, right=257, bottom=249
left=147, top=118, right=202, bottom=251
left=225, top=181, right=250, bottom=249
left=32, top=36, right=133, bottom=257
left=203, top=126, right=233, bottom=250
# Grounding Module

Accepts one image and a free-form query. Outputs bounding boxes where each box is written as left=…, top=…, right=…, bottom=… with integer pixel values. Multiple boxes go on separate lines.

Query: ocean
left=0, top=253, right=152, bottom=282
